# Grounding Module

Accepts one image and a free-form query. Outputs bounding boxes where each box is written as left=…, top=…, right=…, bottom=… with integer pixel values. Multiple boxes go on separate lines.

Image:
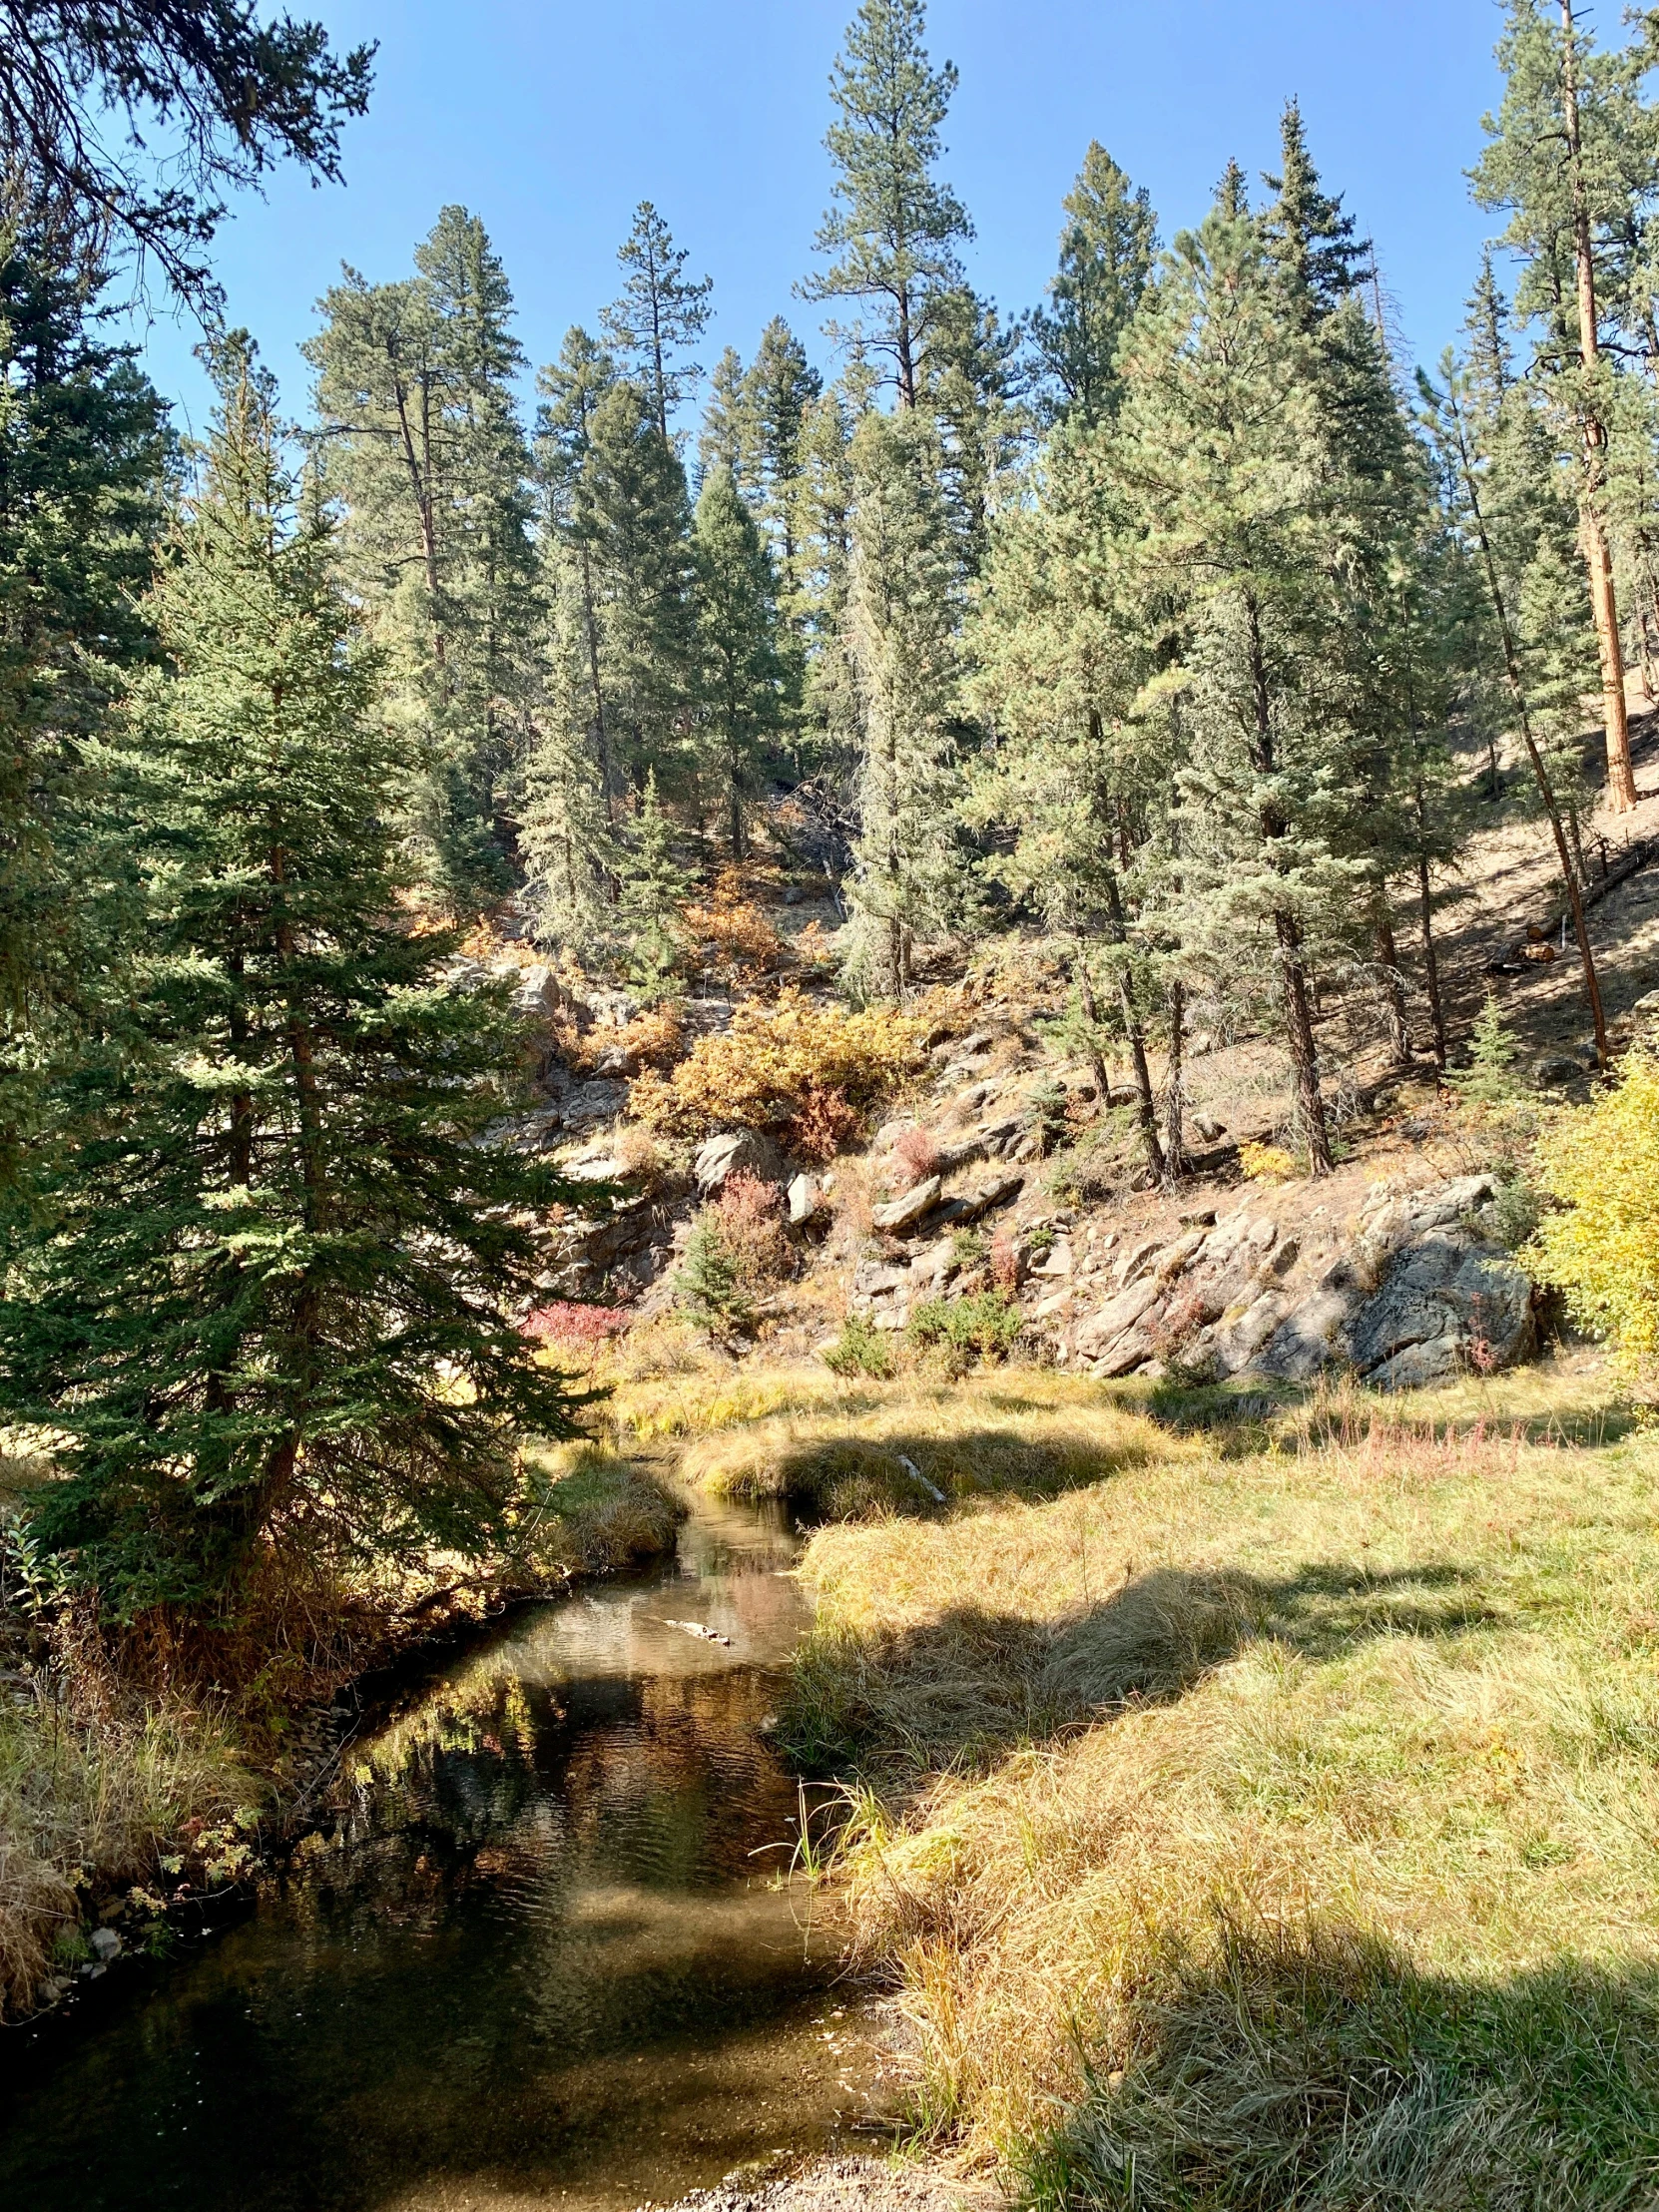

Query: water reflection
left=0, top=1491, right=878, bottom=2211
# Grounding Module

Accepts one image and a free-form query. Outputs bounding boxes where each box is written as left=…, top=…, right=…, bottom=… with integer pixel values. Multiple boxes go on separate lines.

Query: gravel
left=638, top=2154, right=997, bottom=2212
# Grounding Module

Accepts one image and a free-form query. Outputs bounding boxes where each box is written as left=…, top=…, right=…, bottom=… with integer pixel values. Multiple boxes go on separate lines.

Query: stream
left=0, top=1487, right=883, bottom=2210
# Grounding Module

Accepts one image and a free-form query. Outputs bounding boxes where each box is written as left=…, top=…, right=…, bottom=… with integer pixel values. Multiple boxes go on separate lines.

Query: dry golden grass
left=683, top=1371, right=1180, bottom=1522
left=781, top=1370, right=1659, bottom=2205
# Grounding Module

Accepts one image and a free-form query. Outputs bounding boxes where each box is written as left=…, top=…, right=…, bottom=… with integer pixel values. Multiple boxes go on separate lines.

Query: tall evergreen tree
left=535, top=324, right=620, bottom=814
left=0, top=220, right=170, bottom=1148
left=699, top=344, right=756, bottom=490
left=1114, top=187, right=1376, bottom=1173
left=692, top=464, right=787, bottom=856
left=0, top=340, right=581, bottom=1612
left=801, top=0, right=973, bottom=408
left=305, top=207, right=539, bottom=909
left=1472, top=0, right=1643, bottom=811
left=601, top=202, right=714, bottom=443
left=843, top=406, right=965, bottom=994
left=1026, top=142, right=1157, bottom=429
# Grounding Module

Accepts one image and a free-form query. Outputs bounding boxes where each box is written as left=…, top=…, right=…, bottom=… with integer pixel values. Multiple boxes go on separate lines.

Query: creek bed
left=0, top=1489, right=882, bottom=2210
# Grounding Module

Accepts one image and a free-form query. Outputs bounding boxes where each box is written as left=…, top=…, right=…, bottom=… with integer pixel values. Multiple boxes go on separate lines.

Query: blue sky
left=133, top=0, right=1510, bottom=437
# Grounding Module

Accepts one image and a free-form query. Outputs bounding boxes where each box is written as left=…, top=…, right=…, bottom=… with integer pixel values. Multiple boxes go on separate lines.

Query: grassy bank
left=781, top=1366, right=1659, bottom=2206
left=0, top=1449, right=680, bottom=2017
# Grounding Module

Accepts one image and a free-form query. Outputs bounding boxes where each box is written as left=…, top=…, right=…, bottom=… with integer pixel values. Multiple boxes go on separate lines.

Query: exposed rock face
left=871, top=1175, right=942, bottom=1232
left=1055, top=1173, right=1534, bottom=1390
left=693, top=1129, right=787, bottom=1195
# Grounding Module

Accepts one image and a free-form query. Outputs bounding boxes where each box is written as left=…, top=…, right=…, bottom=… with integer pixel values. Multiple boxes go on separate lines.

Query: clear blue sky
left=133, top=0, right=1509, bottom=437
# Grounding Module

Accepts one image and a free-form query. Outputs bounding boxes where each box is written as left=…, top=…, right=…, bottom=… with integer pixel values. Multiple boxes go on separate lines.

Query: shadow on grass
left=1019, top=1920, right=1659, bottom=2212
left=1135, top=1373, right=1644, bottom=1455
left=712, top=1421, right=1168, bottom=1521
left=788, top=1556, right=1492, bottom=1775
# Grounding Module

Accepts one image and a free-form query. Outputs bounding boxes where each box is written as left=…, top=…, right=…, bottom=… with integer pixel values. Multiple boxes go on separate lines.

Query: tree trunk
left=1241, top=587, right=1334, bottom=1172
left=1444, top=375, right=1611, bottom=1067
left=1414, top=852, right=1448, bottom=1068
left=1276, top=909, right=1333, bottom=1174
left=1374, top=905, right=1413, bottom=1066
left=1163, top=977, right=1188, bottom=1182
left=1561, top=0, right=1637, bottom=812
left=1102, top=870, right=1165, bottom=1181
left=1072, top=943, right=1114, bottom=1108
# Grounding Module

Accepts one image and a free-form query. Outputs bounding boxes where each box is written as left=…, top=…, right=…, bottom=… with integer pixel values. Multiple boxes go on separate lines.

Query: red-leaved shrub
left=523, top=1302, right=632, bottom=1349
left=891, top=1126, right=941, bottom=1190
left=713, top=1169, right=793, bottom=1287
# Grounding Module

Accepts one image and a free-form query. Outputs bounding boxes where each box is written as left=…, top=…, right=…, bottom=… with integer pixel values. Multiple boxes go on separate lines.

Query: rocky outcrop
left=1053, top=1173, right=1534, bottom=1390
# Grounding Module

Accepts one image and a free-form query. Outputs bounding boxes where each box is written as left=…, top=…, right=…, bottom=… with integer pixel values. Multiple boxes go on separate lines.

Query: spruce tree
left=1026, top=143, right=1157, bottom=429
left=601, top=202, right=714, bottom=443
left=0, top=340, right=582, bottom=1613
left=692, top=464, right=787, bottom=856
left=535, top=324, right=621, bottom=814
left=699, top=344, right=756, bottom=490
left=843, top=406, right=965, bottom=994
left=0, top=221, right=170, bottom=1175
left=801, top=0, right=973, bottom=408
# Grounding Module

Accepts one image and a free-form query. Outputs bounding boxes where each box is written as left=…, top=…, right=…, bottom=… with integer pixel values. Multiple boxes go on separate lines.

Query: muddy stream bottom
left=0, top=1491, right=890, bottom=2210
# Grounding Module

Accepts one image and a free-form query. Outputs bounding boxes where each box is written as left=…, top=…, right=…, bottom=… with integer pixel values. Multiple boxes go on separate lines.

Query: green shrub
left=1525, top=1048, right=1659, bottom=1376
left=909, top=1291, right=1024, bottom=1372
left=675, top=1219, right=754, bottom=1333
left=822, top=1316, right=894, bottom=1381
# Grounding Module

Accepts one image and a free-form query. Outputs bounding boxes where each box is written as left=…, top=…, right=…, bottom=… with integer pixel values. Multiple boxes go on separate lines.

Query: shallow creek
left=0, top=1487, right=884, bottom=2210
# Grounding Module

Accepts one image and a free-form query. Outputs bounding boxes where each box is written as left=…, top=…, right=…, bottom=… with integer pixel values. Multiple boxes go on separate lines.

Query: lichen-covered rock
left=871, top=1175, right=942, bottom=1232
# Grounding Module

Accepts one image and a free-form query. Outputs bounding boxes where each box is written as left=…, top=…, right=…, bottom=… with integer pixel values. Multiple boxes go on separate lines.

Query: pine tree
left=842, top=407, right=965, bottom=994
left=1026, top=143, right=1157, bottom=429
left=1261, top=97, right=1371, bottom=321
left=0, top=219, right=169, bottom=1177
left=693, top=465, right=786, bottom=856
left=801, top=0, right=973, bottom=409
left=535, top=324, right=621, bottom=814
left=305, top=207, right=539, bottom=910
left=1115, top=186, right=1376, bottom=1173
left=581, top=379, right=698, bottom=797
left=617, top=771, right=692, bottom=995
left=922, top=285, right=1026, bottom=575
left=699, top=344, right=756, bottom=490
left=0, top=339, right=582, bottom=1612
left=600, top=202, right=714, bottom=443
left=1472, top=0, right=1641, bottom=811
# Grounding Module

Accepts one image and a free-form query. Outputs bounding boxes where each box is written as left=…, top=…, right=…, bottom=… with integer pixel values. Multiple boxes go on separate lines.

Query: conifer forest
left=16, top=5, right=1659, bottom=2208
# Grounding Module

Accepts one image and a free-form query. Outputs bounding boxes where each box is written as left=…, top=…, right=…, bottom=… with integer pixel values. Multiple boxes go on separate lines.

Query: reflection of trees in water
left=288, top=1658, right=796, bottom=1931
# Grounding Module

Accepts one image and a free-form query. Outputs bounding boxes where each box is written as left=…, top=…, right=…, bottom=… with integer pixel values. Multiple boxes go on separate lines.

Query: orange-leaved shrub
left=629, top=986, right=924, bottom=1160
left=681, top=865, right=785, bottom=985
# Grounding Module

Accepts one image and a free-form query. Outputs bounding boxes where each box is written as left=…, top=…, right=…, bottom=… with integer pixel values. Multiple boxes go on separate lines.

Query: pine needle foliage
left=0, top=340, right=586, bottom=1616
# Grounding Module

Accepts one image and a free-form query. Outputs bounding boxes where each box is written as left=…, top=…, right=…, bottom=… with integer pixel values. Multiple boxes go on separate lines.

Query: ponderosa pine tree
left=1115, top=185, right=1377, bottom=1174
left=843, top=406, right=965, bottom=995
left=1473, top=0, right=1641, bottom=811
left=801, top=0, right=973, bottom=409
left=693, top=464, right=787, bottom=856
left=601, top=202, right=713, bottom=444
left=0, top=339, right=581, bottom=1612
left=306, top=207, right=539, bottom=909
left=1026, top=143, right=1157, bottom=429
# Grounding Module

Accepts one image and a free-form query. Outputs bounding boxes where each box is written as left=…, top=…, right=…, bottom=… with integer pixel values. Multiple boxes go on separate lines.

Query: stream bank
left=0, top=1481, right=898, bottom=2210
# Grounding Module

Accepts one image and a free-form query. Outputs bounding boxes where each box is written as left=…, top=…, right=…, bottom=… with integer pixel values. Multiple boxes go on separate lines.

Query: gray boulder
left=1344, top=1234, right=1532, bottom=1386
left=871, top=1175, right=943, bottom=1232
left=693, top=1129, right=787, bottom=1195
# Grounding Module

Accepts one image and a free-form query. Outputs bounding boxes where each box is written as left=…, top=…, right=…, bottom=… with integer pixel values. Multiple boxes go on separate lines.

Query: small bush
left=1240, top=1140, right=1297, bottom=1182
left=522, top=1302, right=632, bottom=1353
left=822, top=1316, right=895, bottom=1381
left=681, top=865, right=786, bottom=983
left=951, top=1228, right=989, bottom=1269
left=1525, top=1049, right=1659, bottom=1377
left=713, top=1170, right=792, bottom=1289
left=890, top=1125, right=941, bottom=1190
left=989, top=1231, right=1022, bottom=1296
left=629, top=985, right=925, bottom=1151
left=909, top=1291, right=1024, bottom=1372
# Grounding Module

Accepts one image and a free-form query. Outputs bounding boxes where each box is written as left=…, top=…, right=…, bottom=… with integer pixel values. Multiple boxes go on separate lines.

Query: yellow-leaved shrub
left=1525, top=1049, right=1659, bottom=1375
left=629, top=986, right=925, bottom=1158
